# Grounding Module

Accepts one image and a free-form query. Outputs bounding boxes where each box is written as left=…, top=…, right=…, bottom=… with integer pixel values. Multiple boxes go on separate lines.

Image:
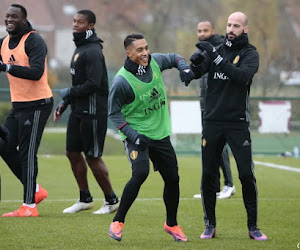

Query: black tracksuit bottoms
left=0, top=101, right=53, bottom=204
left=113, top=136, right=180, bottom=227
left=201, top=121, right=258, bottom=229
left=201, top=111, right=233, bottom=190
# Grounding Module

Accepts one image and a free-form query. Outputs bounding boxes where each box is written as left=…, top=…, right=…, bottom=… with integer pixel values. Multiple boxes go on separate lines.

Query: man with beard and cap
left=0, top=4, right=53, bottom=217
left=190, top=12, right=267, bottom=241
left=191, top=20, right=235, bottom=200
left=108, top=33, right=194, bottom=242
left=54, top=10, right=119, bottom=215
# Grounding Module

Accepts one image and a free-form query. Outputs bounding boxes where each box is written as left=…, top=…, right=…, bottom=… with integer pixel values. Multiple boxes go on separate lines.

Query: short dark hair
left=198, top=20, right=214, bottom=29
left=124, top=33, right=144, bottom=49
left=77, top=10, right=96, bottom=24
left=10, top=4, right=27, bottom=18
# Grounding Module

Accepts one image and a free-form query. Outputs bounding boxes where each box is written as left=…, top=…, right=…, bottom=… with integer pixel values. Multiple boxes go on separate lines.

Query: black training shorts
left=66, top=113, right=107, bottom=158
left=124, top=136, right=178, bottom=172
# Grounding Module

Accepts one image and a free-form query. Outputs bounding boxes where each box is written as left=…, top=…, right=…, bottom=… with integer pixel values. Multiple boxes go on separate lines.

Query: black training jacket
left=191, top=33, right=259, bottom=123
left=68, top=31, right=108, bottom=117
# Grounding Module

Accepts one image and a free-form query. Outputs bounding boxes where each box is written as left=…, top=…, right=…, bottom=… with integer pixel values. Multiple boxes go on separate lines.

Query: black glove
left=134, top=134, right=151, bottom=151
left=180, top=69, right=195, bottom=86
left=0, top=124, right=9, bottom=144
left=55, top=100, right=69, bottom=116
left=190, top=52, right=204, bottom=66
left=196, top=41, right=223, bottom=65
left=60, top=88, right=71, bottom=101
left=0, top=61, right=7, bottom=72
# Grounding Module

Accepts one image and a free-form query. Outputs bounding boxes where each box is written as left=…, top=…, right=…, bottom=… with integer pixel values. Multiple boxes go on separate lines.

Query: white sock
left=36, top=184, right=39, bottom=192
left=23, top=203, right=36, bottom=208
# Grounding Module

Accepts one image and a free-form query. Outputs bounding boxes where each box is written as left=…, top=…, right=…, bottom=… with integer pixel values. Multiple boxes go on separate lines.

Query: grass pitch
left=0, top=154, right=300, bottom=249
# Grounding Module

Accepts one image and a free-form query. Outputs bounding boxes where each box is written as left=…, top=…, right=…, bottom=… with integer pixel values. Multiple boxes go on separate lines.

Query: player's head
left=124, top=33, right=150, bottom=66
left=197, top=20, right=215, bottom=41
left=73, top=10, right=96, bottom=33
left=226, top=11, right=249, bottom=40
left=5, top=4, right=28, bottom=34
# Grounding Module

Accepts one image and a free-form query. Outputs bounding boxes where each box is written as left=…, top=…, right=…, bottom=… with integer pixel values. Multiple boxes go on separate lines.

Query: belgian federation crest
left=233, top=55, right=240, bottom=64
left=74, top=53, right=79, bottom=62
left=130, top=150, right=138, bottom=160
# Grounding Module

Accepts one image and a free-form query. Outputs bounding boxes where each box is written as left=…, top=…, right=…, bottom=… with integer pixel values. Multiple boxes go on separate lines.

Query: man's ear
left=244, top=25, right=249, bottom=34
left=88, top=23, right=94, bottom=30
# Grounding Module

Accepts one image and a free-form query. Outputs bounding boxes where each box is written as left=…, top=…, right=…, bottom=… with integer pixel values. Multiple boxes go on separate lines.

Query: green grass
left=1, top=154, right=300, bottom=249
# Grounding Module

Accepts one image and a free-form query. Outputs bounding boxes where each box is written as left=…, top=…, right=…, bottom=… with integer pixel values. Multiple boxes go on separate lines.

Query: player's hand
left=134, top=134, right=151, bottom=151
left=0, top=124, right=9, bottom=144
left=180, top=68, right=195, bottom=86
left=196, top=41, right=223, bottom=65
left=54, top=100, right=68, bottom=122
left=60, top=88, right=71, bottom=101
left=190, top=52, right=204, bottom=66
left=0, top=61, right=7, bottom=72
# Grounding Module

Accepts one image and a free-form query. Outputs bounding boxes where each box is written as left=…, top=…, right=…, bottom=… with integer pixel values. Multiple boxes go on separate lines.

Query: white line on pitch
left=254, top=161, right=300, bottom=173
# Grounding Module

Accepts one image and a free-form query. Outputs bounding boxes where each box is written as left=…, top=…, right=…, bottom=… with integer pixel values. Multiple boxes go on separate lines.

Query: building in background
left=0, top=0, right=88, bottom=68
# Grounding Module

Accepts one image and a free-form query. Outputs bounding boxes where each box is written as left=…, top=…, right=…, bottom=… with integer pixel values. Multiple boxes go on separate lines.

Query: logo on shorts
left=24, top=120, right=31, bottom=126
left=202, top=138, right=206, bottom=147
left=243, top=140, right=251, bottom=146
left=130, top=150, right=138, bottom=160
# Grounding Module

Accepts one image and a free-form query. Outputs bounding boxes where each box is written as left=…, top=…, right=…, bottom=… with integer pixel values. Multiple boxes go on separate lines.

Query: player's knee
left=0, top=140, right=13, bottom=155
left=239, top=173, right=256, bottom=185
left=165, top=174, right=179, bottom=186
left=66, top=151, right=81, bottom=161
left=86, top=156, right=101, bottom=164
left=133, top=169, right=149, bottom=183
left=166, top=169, right=180, bottom=183
left=132, top=160, right=149, bottom=183
left=0, top=141, right=6, bottom=154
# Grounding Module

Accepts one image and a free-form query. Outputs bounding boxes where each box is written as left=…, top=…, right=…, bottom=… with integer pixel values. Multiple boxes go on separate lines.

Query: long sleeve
left=152, top=53, right=190, bottom=71
left=7, top=33, right=47, bottom=80
left=70, top=47, right=105, bottom=97
left=108, top=75, right=139, bottom=142
left=219, top=49, right=259, bottom=85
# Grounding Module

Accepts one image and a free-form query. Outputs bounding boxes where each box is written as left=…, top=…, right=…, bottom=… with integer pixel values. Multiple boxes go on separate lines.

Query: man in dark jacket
left=190, top=12, right=267, bottom=241
left=0, top=4, right=53, bottom=217
left=54, top=10, right=119, bottom=215
left=192, top=20, right=235, bottom=200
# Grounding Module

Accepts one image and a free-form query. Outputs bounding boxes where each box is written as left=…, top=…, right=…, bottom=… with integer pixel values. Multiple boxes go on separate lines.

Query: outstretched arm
left=152, top=53, right=194, bottom=85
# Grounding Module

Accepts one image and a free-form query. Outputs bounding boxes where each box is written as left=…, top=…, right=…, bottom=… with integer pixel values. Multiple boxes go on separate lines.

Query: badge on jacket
left=233, top=55, right=240, bottom=64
